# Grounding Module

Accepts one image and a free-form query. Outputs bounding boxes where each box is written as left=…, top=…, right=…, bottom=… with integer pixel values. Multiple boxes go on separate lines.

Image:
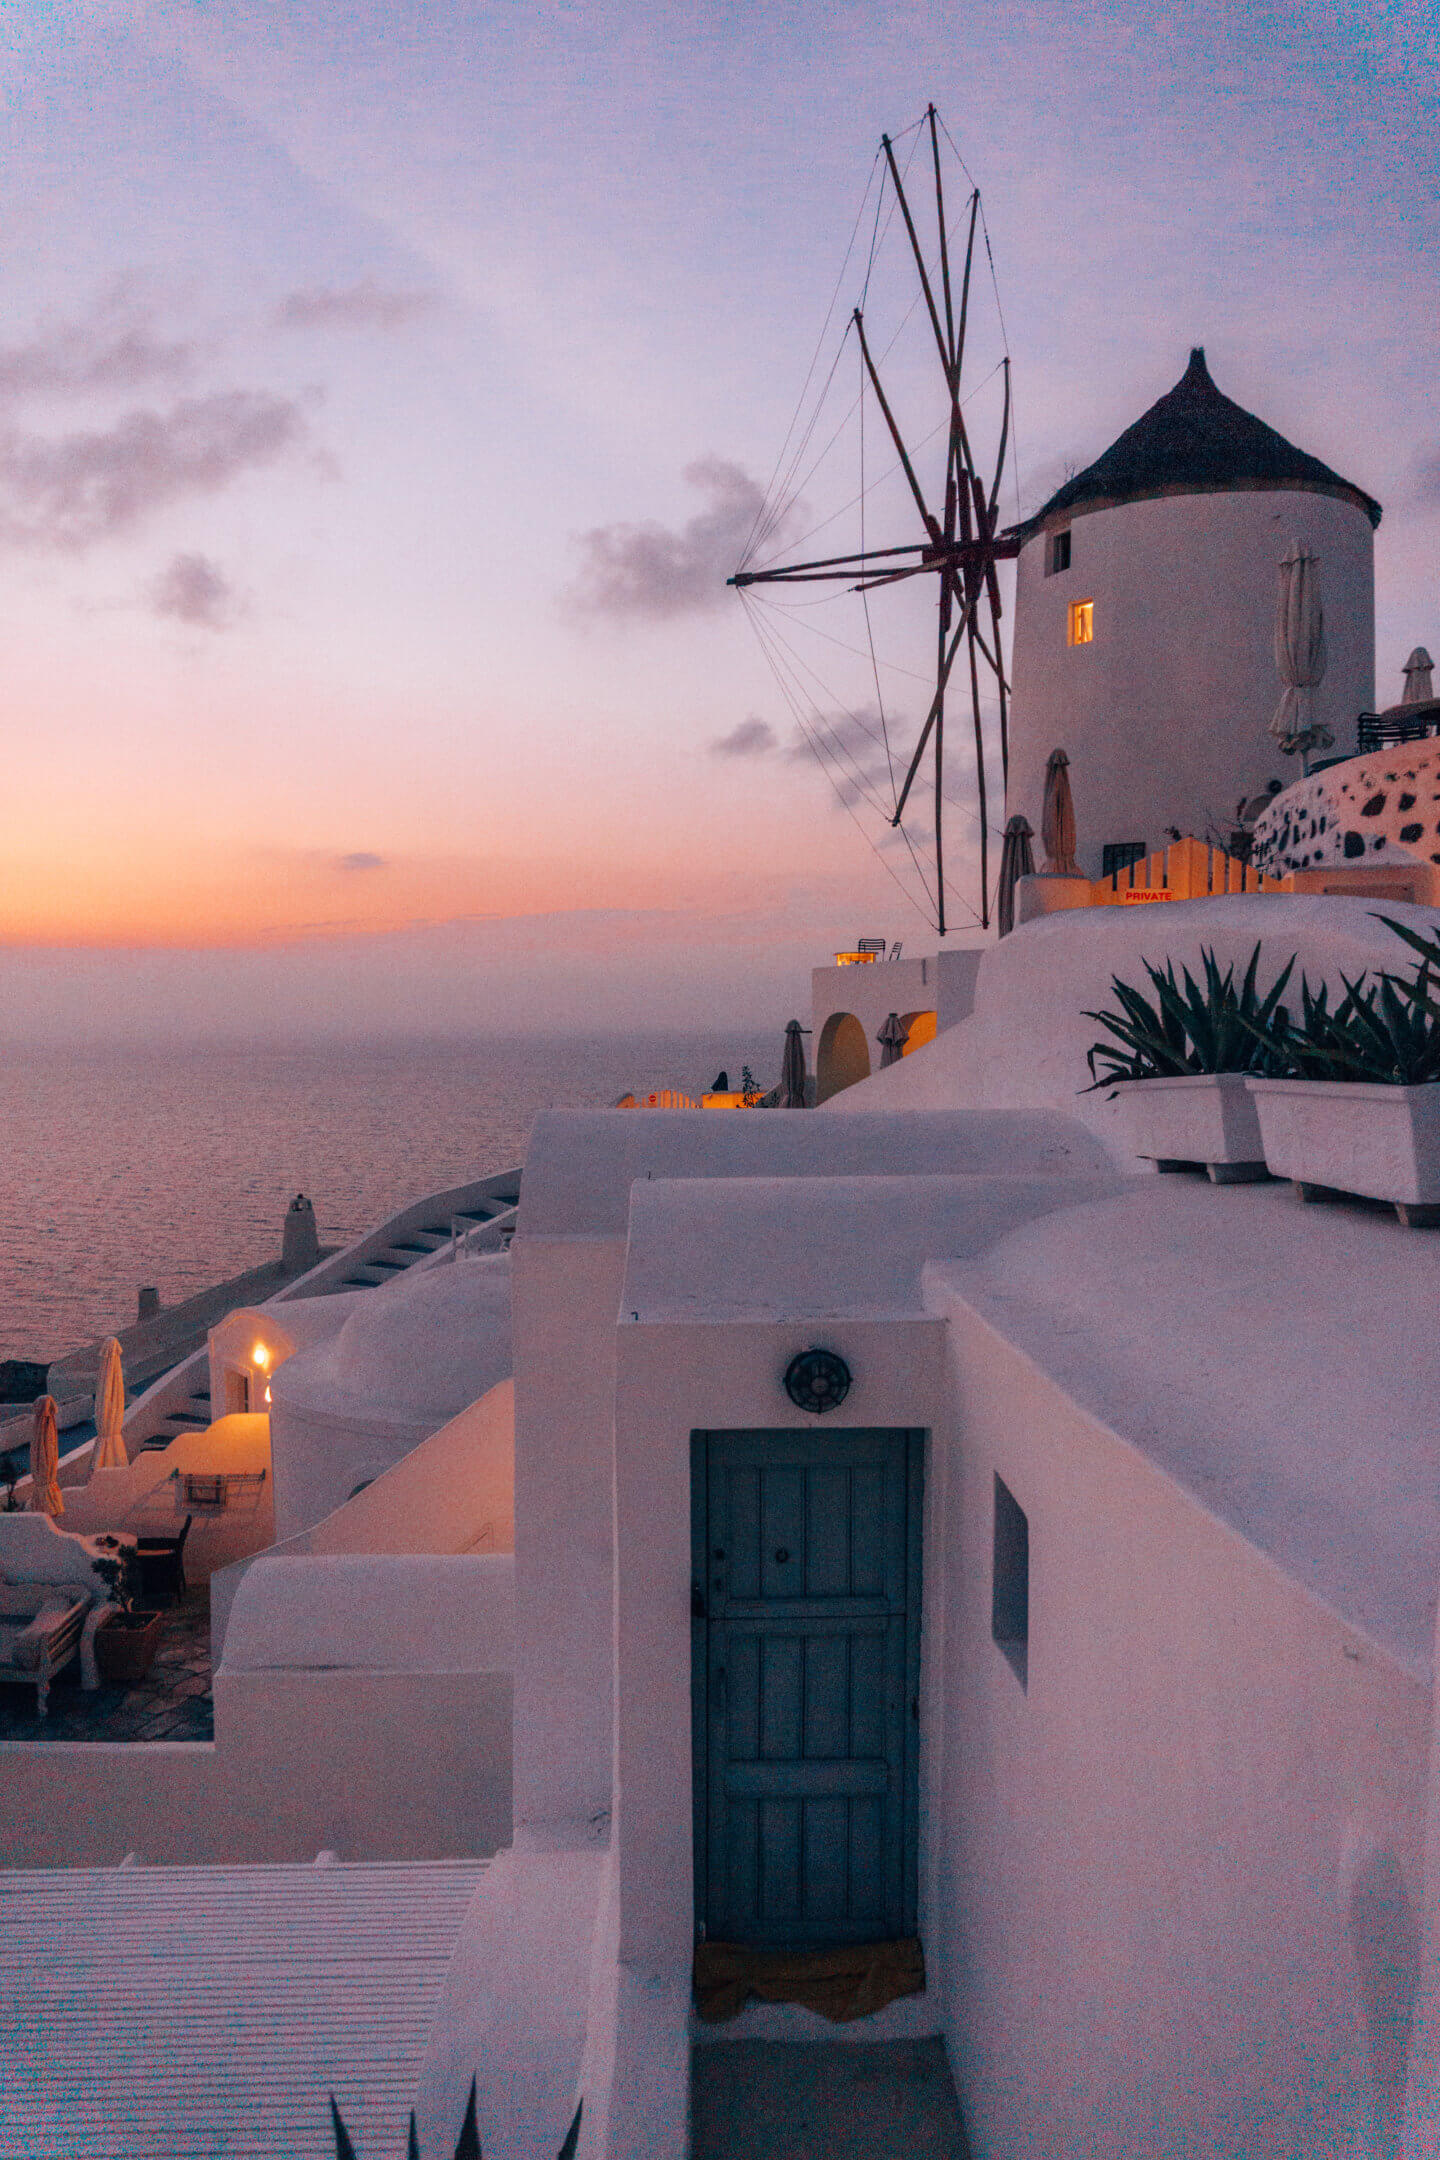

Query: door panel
left=693, top=1428, right=923, bottom=1948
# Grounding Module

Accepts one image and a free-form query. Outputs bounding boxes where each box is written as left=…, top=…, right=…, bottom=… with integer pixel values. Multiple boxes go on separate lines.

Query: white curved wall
left=1253, top=740, right=1440, bottom=875
left=1008, top=488, right=1375, bottom=875
left=268, top=1257, right=512, bottom=1540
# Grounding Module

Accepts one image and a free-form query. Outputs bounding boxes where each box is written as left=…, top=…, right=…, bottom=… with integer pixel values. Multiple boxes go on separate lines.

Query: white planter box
left=1246, top=1077, right=1440, bottom=1223
left=1112, top=1074, right=1268, bottom=1183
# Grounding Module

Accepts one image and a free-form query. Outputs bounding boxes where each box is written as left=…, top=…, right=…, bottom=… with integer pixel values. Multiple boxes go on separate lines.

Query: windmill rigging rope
left=750, top=123, right=928, bottom=568
left=738, top=155, right=881, bottom=570
left=749, top=351, right=1009, bottom=575
left=740, top=594, right=944, bottom=926
left=859, top=325, right=898, bottom=802
left=938, top=113, right=1023, bottom=520
left=747, top=594, right=1000, bottom=833
left=741, top=597, right=937, bottom=900
left=751, top=591, right=935, bottom=684
left=743, top=579, right=1009, bottom=938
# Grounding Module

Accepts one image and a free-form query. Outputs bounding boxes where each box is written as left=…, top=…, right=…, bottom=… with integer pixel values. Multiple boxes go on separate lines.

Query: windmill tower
left=1007, top=348, right=1380, bottom=878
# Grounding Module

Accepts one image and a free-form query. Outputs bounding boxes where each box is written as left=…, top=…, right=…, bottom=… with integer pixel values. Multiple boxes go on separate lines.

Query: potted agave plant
left=1085, top=943, right=1294, bottom=1182
left=1244, top=918, right=1440, bottom=1226
left=91, top=1545, right=164, bottom=1684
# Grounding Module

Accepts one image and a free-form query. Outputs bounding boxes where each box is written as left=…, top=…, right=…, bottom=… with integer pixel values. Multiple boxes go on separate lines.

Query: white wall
left=824, top=894, right=1440, bottom=1157
left=598, top=1153, right=1439, bottom=2156
left=45, top=1413, right=274, bottom=1584
left=510, top=1110, right=1113, bottom=1830
left=1254, top=741, right=1440, bottom=877
left=1008, top=488, right=1375, bottom=875
left=927, top=1288, right=1428, bottom=2159
left=512, top=1232, right=627, bottom=1827
left=811, top=951, right=986, bottom=1101
left=300, top=1377, right=514, bottom=1559
left=267, top=1258, right=511, bottom=1540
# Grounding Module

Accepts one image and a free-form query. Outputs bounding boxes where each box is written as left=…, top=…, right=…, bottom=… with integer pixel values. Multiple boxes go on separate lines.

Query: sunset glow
left=1, top=1, right=1433, bottom=1025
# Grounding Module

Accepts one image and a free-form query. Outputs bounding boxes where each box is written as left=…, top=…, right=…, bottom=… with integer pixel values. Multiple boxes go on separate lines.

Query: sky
left=0, top=0, right=1436, bottom=1037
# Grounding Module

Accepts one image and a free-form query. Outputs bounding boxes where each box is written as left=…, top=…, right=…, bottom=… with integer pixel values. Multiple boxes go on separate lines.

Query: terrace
left=0, top=1585, right=212, bottom=1744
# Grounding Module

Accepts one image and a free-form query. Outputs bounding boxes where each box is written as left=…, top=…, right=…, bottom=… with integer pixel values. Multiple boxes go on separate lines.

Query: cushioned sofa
left=0, top=1513, right=112, bottom=1718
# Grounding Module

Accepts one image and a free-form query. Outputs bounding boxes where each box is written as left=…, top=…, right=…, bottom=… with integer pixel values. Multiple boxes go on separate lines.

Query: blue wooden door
left=692, top=1428, right=923, bottom=1947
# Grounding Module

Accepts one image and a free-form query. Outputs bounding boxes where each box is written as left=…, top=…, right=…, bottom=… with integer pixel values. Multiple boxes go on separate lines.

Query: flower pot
left=1245, top=1077, right=1440, bottom=1225
left=95, top=1609, right=164, bottom=1685
left=1112, top=1074, right=1269, bottom=1184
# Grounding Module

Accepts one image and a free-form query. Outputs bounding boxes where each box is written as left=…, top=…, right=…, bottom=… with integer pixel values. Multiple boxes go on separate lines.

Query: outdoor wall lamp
left=784, top=1347, right=852, bottom=1415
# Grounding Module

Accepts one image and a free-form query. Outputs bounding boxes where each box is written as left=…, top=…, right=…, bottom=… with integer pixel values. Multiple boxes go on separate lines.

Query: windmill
left=729, top=106, right=1019, bottom=935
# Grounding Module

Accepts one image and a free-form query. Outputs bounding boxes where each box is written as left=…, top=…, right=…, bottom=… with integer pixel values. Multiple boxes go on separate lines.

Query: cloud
left=783, top=705, right=904, bottom=811
left=149, top=552, right=237, bottom=630
left=710, top=716, right=778, bottom=758
left=1415, top=451, right=1440, bottom=505
left=273, top=277, right=437, bottom=332
left=0, top=390, right=310, bottom=550
left=0, top=288, right=194, bottom=403
left=570, top=458, right=798, bottom=620
left=338, top=851, right=387, bottom=872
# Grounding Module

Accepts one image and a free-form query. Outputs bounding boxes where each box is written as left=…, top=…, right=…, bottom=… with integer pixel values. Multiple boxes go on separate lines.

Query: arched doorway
left=899, top=1010, right=937, bottom=1056
left=816, top=1012, right=870, bottom=1103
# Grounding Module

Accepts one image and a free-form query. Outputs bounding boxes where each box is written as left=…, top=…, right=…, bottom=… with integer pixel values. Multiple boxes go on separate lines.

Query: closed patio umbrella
left=778, top=1020, right=810, bottom=1108
left=1269, top=540, right=1331, bottom=766
left=876, top=1013, right=909, bottom=1068
left=1040, top=749, right=1078, bottom=874
left=997, top=814, right=1035, bottom=938
left=1402, top=648, right=1435, bottom=706
left=90, top=1338, right=127, bottom=1475
left=29, top=1396, right=63, bottom=1517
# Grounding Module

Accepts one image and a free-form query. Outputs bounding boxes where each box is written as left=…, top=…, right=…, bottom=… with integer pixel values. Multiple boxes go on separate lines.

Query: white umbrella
left=28, top=1396, right=63, bottom=1518
left=1269, top=540, right=1331, bottom=767
left=1402, top=648, right=1435, bottom=706
left=90, top=1338, right=127, bottom=1475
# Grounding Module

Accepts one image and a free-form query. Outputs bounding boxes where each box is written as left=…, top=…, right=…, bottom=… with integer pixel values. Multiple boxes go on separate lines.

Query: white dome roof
left=274, top=1254, right=511, bottom=1426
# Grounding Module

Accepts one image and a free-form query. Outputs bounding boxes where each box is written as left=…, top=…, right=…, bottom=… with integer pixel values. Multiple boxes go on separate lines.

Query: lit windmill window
left=1067, top=599, right=1094, bottom=646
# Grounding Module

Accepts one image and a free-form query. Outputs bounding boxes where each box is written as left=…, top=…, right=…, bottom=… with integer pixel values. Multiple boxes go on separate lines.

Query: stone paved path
left=0, top=1584, right=212, bottom=1742
left=691, top=2038, right=971, bottom=2160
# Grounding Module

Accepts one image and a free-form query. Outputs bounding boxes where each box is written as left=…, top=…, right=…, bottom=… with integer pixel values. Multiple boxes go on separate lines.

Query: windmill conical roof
left=1025, top=348, right=1381, bottom=532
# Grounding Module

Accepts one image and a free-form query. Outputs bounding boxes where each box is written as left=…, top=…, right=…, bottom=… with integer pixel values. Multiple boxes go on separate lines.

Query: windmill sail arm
left=891, top=582, right=982, bottom=824
left=731, top=531, right=1020, bottom=590
left=882, top=128, right=953, bottom=387
left=854, top=309, right=942, bottom=544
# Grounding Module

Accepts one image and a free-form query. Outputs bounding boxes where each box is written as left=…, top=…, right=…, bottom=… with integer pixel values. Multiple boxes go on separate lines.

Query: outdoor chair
left=0, top=1585, right=89, bottom=1717
left=135, top=1515, right=192, bottom=1606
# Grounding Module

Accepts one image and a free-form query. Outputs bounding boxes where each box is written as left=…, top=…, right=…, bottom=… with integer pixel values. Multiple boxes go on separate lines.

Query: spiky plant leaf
left=330, top=2096, right=359, bottom=2160
left=557, top=2100, right=583, bottom=2160
left=1084, top=943, right=1295, bottom=1088
left=454, top=2079, right=481, bottom=2160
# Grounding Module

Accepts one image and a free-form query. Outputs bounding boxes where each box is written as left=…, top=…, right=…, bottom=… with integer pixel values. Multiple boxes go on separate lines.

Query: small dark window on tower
left=992, top=1474, right=1029, bottom=1689
left=1046, top=529, right=1071, bottom=576
left=1102, top=841, right=1147, bottom=883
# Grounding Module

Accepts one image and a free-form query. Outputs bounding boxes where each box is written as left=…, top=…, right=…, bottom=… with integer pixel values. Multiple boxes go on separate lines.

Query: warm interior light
left=251, top=1344, right=270, bottom=1368
left=263, top=1385, right=272, bottom=1404
left=1068, top=599, right=1094, bottom=646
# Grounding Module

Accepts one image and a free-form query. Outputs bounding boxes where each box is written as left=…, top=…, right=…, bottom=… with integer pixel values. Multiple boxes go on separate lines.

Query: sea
left=0, top=1033, right=762, bottom=1365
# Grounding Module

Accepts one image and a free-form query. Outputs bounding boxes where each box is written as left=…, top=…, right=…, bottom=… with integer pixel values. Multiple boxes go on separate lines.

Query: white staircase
left=0, top=1857, right=488, bottom=2157
left=122, top=1167, right=521, bottom=1458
